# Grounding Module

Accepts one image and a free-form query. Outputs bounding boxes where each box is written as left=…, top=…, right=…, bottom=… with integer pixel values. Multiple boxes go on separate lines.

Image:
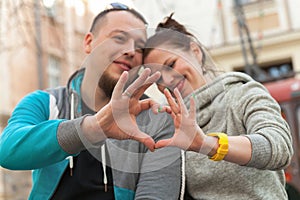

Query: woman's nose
left=161, top=71, right=175, bottom=86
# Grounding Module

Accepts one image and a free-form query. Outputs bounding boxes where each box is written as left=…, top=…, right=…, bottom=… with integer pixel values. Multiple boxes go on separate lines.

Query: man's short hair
left=89, top=2, right=147, bottom=34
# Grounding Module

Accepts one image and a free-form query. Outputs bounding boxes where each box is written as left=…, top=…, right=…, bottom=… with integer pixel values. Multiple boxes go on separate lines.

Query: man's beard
left=98, top=69, right=118, bottom=98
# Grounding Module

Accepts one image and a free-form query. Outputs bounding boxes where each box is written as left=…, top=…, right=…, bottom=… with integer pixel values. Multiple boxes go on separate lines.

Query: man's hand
left=94, top=68, right=161, bottom=151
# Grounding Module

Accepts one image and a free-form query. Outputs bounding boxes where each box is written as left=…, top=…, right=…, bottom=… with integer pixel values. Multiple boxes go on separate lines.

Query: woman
left=143, top=14, right=293, bottom=199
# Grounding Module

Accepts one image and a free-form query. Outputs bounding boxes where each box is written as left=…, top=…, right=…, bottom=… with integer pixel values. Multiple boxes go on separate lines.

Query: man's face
left=89, top=11, right=147, bottom=97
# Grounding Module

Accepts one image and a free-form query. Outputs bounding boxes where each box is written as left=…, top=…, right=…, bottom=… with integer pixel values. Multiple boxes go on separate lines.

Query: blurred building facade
left=1, top=0, right=300, bottom=199
left=134, top=0, right=300, bottom=80
left=0, top=0, right=94, bottom=199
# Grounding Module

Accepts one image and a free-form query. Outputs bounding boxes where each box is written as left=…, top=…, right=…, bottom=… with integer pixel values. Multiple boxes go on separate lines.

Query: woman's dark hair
left=156, top=13, right=193, bottom=37
left=144, top=13, right=198, bottom=59
left=143, top=13, right=223, bottom=77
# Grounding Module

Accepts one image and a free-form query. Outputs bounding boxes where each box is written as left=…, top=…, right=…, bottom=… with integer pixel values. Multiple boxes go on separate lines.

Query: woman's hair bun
left=156, top=12, right=192, bottom=36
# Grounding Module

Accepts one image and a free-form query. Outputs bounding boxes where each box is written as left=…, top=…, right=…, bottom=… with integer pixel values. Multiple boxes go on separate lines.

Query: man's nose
left=124, top=40, right=136, bottom=57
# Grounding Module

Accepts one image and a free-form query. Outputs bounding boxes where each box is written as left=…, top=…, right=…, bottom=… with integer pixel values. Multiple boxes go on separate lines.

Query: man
left=0, top=3, right=182, bottom=199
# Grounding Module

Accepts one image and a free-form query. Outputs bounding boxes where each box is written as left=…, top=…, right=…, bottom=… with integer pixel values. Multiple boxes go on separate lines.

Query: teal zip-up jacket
left=0, top=68, right=183, bottom=199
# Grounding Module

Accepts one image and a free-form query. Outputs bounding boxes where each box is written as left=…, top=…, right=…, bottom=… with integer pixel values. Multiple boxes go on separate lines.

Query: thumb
left=155, top=138, right=173, bottom=149
left=132, top=131, right=155, bottom=152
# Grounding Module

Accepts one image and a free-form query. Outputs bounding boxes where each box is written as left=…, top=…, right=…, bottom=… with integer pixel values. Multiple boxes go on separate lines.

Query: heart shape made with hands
left=94, top=67, right=206, bottom=153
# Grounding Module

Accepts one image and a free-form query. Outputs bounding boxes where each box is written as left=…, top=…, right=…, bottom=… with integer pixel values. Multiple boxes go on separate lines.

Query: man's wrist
left=57, top=115, right=106, bottom=154
left=81, top=115, right=107, bottom=145
left=57, top=116, right=86, bottom=154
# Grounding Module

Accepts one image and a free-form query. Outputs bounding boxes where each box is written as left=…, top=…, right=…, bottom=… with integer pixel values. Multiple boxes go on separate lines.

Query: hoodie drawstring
left=180, top=150, right=185, bottom=200
left=68, top=93, right=75, bottom=176
left=101, top=144, right=108, bottom=192
left=69, top=92, right=108, bottom=192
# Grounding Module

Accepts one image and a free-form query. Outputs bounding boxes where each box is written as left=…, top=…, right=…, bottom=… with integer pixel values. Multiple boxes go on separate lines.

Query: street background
left=1, top=0, right=300, bottom=199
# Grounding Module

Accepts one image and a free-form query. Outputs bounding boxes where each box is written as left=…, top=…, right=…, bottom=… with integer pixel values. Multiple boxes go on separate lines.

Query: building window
left=234, top=60, right=294, bottom=82
left=235, top=0, right=259, bottom=5
left=264, top=62, right=293, bottom=80
left=48, top=56, right=61, bottom=87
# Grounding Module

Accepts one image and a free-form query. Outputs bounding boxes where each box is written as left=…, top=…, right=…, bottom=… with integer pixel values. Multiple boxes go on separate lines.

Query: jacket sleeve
left=134, top=111, right=182, bottom=199
left=0, top=90, right=70, bottom=170
left=235, top=82, right=293, bottom=170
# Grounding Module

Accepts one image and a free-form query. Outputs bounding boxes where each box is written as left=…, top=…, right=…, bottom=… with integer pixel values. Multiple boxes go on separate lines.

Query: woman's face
left=144, top=43, right=206, bottom=98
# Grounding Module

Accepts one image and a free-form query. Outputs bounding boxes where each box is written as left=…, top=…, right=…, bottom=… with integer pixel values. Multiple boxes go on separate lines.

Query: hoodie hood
left=184, top=72, right=267, bottom=130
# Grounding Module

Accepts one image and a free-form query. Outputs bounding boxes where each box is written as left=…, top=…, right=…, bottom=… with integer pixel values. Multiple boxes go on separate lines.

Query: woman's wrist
left=207, top=133, right=229, bottom=161
left=197, top=135, right=219, bottom=156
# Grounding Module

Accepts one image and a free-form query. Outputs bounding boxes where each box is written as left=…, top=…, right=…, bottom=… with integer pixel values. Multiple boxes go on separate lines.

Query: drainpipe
left=283, top=0, right=292, bottom=31
left=34, top=0, right=44, bottom=89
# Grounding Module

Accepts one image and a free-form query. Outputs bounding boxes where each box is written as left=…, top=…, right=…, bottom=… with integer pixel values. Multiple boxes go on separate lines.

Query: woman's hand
left=155, top=88, right=208, bottom=152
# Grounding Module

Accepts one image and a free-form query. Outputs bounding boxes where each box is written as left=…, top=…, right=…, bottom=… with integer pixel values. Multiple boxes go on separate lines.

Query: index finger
left=132, top=71, right=161, bottom=98
left=112, top=71, right=129, bottom=98
left=164, top=88, right=180, bottom=114
left=125, top=68, right=151, bottom=95
left=173, top=88, right=188, bottom=115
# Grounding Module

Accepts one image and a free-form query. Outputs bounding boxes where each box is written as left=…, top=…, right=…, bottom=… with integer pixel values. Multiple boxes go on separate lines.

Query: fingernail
left=157, top=106, right=162, bottom=113
left=192, top=93, right=195, bottom=99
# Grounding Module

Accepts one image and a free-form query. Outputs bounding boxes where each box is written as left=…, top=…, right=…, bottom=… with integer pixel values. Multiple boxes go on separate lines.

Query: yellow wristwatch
left=207, top=133, right=229, bottom=161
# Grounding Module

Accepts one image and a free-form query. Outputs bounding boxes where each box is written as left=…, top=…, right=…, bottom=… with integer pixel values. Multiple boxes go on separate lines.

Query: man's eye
left=113, top=35, right=126, bottom=43
left=135, top=43, right=145, bottom=53
left=135, top=47, right=144, bottom=54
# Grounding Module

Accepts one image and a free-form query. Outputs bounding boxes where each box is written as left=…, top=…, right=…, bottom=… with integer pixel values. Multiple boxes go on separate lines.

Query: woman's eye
left=165, top=61, right=175, bottom=71
left=169, top=61, right=175, bottom=68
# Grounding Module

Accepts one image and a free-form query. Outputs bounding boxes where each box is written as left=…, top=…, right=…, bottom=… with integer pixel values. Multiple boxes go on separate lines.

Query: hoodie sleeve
left=0, top=90, right=70, bottom=170
left=235, top=81, right=293, bottom=170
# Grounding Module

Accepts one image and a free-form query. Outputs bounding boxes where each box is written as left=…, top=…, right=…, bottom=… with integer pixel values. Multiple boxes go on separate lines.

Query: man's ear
left=190, top=42, right=203, bottom=63
left=84, top=32, right=94, bottom=54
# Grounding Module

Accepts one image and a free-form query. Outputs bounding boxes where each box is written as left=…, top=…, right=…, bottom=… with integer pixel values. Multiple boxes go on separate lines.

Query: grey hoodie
left=184, top=72, right=292, bottom=200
